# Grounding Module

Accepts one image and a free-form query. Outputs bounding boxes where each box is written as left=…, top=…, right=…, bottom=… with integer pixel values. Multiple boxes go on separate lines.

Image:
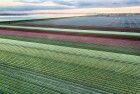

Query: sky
left=0, top=0, right=140, bottom=13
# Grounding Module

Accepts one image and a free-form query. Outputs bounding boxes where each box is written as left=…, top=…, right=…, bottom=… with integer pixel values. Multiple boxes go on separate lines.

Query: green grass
left=0, top=38, right=140, bottom=93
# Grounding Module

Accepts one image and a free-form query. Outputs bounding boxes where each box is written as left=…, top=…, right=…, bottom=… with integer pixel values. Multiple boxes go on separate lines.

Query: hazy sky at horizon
left=0, top=0, right=140, bottom=13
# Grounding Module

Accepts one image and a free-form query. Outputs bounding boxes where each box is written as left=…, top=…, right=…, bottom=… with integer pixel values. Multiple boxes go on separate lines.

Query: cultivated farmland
left=0, top=14, right=140, bottom=94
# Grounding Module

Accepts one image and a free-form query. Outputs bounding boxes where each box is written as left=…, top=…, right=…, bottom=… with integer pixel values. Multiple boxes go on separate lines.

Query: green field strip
left=0, top=63, right=103, bottom=94
left=0, top=49, right=139, bottom=94
left=0, top=38, right=140, bottom=93
left=0, top=25, right=140, bottom=37
left=0, top=35, right=139, bottom=56
left=0, top=73, right=60, bottom=94
left=0, top=38, right=139, bottom=65
left=1, top=45, right=139, bottom=75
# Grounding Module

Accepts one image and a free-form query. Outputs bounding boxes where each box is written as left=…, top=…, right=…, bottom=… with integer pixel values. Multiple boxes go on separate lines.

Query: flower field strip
left=19, top=23, right=140, bottom=32
left=0, top=25, right=140, bottom=38
left=0, top=38, right=140, bottom=93
left=2, top=16, right=139, bottom=32
left=0, top=29, right=140, bottom=48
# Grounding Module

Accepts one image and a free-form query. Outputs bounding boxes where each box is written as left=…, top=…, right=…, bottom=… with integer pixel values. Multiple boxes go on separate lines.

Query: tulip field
left=0, top=15, right=140, bottom=94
